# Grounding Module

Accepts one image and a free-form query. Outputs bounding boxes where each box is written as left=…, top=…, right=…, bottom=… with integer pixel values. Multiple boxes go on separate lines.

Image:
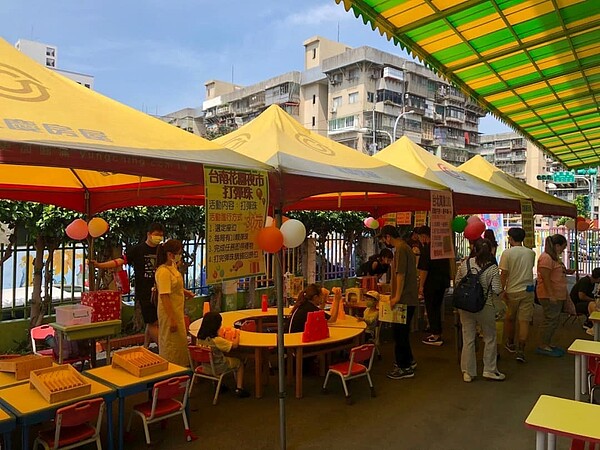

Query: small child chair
left=30, top=324, right=90, bottom=370
left=33, top=397, right=104, bottom=450
left=321, top=343, right=376, bottom=404
left=571, top=439, right=599, bottom=450
left=126, top=375, right=196, bottom=444
left=188, top=345, right=237, bottom=405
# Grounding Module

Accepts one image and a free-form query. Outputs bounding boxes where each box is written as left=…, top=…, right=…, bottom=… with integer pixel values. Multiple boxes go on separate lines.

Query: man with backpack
left=499, top=227, right=536, bottom=363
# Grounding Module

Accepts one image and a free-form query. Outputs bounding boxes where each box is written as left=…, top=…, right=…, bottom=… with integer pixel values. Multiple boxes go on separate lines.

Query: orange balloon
left=65, top=219, right=88, bottom=240
left=282, top=216, right=290, bottom=223
left=257, top=227, right=284, bottom=253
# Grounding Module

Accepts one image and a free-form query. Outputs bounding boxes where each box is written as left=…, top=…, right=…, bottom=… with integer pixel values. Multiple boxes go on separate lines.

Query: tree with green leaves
left=288, top=211, right=367, bottom=288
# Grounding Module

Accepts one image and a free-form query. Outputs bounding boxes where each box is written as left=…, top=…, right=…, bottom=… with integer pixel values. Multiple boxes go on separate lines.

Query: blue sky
left=1, top=0, right=511, bottom=134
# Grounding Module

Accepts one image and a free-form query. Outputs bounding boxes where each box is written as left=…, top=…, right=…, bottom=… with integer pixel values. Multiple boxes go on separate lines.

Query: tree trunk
left=30, top=236, right=46, bottom=327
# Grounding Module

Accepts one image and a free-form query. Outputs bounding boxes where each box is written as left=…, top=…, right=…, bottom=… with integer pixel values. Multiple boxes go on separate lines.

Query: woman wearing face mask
left=535, top=234, right=574, bottom=357
left=155, top=239, right=194, bottom=366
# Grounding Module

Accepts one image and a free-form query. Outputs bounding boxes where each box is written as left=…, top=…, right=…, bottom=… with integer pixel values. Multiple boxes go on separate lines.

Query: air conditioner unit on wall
left=330, top=105, right=337, bottom=114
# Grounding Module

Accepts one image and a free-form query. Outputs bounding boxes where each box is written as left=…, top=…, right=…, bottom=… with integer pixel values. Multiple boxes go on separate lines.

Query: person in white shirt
left=499, top=227, right=536, bottom=363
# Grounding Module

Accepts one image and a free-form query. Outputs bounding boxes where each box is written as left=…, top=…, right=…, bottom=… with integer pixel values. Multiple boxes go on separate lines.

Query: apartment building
left=200, top=36, right=486, bottom=164
left=481, top=132, right=598, bottom=218
left=15, top=38, right=94, bottom=89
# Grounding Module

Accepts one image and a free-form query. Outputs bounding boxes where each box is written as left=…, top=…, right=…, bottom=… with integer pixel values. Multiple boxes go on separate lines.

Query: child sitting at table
left=360, top=290, right=380, bottom=342
left=196, top=311, right=250, bottom=398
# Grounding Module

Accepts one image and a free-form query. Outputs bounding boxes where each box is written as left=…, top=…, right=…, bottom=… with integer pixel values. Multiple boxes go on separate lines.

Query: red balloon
left=464, top=221, right=486, bottom=241
left=576, top=216, right=589, bottom=232
left=467, top=215, right=481, bottom=224
left=256, top=227, right=284, bottom=253
left=377, top=218, right=386, bottom=228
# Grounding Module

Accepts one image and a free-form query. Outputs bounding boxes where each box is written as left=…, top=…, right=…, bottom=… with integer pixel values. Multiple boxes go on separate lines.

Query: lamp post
left=357, top=128, right=393, bottom=154
left=392, top=109, right=415, bottom=142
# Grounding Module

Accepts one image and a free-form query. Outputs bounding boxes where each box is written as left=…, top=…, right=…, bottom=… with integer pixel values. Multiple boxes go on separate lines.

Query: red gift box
left=81, top=290, right=122, bottom=322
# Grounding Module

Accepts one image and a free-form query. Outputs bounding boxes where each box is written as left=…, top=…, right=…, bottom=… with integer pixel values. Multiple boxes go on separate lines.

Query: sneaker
left=463, top=372, right=473, bottom=383
left=535, top=347, right=563, bottom=357
left=583, top=320, right=593, bottom=330
left=515, top=351, right=526, bottom=363
left=586, top=328, right=595, bottom=336
left=387, top=366, right=415, bottom=380
left=410, top=360, right=418, bottom=370
left=422, top=335, right=443, bottom=346
left=235, top=388, right=250, bottom=398
left=483, top=371, right=506, bottom=381
left=504, top=342, right=516, bottom=353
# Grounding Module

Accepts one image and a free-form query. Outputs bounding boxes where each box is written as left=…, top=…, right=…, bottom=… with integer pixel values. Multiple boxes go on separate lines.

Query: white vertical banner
left=430, top=191, right=455, bottom=260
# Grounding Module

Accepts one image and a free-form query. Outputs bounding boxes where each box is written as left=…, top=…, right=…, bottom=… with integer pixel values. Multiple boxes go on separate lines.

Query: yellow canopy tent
left=460, top=155, right=576, bottom=217
left=215, top=105, right=445, bottom=213
left=0, top=38, right=270, bottom=214
left=373, top=136, right=524, bottom=214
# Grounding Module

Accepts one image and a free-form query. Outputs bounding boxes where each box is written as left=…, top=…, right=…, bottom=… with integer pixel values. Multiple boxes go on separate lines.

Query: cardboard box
left=81, top=290, right=121, bottom=322
left=29, top=364, right=91, bottom=403
left=112, top=346, right=168, bottom=377
left=55, top=304, right=93, bottom=326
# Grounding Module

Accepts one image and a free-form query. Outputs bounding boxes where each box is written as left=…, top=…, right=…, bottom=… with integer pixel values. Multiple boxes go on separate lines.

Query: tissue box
left=55, top=304, right=93, bottom=326
left=81, top=291, right=121, bottom=322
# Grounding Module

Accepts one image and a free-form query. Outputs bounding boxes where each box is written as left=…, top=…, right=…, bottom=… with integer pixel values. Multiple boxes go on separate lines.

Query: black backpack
left=453, top=259, right=493, bottom=313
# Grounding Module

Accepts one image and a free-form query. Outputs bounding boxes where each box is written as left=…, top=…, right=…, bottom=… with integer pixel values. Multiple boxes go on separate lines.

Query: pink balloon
left=364, top=217, right=374, bottom=228
left=66, top=219, right=89, bottom=240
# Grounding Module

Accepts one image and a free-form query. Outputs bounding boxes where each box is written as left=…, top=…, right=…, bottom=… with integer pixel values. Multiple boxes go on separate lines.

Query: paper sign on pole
left=430, top=191, right=455, bottom=260
left=204, top=166, right=268, bottom=284
left=396, top=212, right=412, bottom=225
left=414, top=211, right=428, bottom=227
left=521, top=200, right=535, bottom=249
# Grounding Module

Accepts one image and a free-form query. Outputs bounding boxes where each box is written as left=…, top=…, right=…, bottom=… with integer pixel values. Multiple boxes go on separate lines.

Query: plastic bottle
left=261, top=294, right=268, bottom=312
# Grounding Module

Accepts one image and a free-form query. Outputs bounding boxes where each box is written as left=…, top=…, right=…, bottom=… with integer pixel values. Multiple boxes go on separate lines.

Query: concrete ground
left=36, top=306, right=592, bottom=450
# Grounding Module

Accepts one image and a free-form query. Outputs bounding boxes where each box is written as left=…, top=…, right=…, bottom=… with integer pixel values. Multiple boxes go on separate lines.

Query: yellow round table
left=189, top=308, right=365, bottom=398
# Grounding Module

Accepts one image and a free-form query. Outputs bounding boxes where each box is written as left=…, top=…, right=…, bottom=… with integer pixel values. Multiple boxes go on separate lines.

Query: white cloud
left=284, top=3, right=351, bottom=26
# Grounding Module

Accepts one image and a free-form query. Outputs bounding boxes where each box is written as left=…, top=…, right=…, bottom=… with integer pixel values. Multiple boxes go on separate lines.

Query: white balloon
left=265, top=216, right=274, bottom=227
left=280, top=219, right=306, bottom=248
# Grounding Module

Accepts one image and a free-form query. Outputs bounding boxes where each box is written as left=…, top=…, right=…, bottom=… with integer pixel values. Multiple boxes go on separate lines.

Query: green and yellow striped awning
left=335, top=0, right=600, bottom=169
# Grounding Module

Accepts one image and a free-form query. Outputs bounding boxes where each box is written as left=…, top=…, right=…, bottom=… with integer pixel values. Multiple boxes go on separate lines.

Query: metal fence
left=9, top=226, right=595, bottom=321
left=0, top=232, right=356, bottom=321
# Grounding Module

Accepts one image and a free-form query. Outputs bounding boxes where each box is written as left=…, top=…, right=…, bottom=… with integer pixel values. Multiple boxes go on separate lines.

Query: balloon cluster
left=65, top=217, right=109, bottom=240
left=256, top=216, right=307, bottom=254
left=565, top=216, right=592, bottom=232
left=363, top=217, right=384, bottom=230
left=451, top=215, right=485, bottom=241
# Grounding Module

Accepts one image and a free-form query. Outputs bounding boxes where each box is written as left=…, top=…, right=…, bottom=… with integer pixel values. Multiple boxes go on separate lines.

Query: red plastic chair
left=126, top=375, right=196, bottom=444
left=240, top=320, right=257, bottom=332
left=571, top=439, right=599, bottom=450
left=588, top=356, right=600, bottom=404
left=30, top=325, right=90, bottom=369
left=33, top=397, right=104, bottom=450
left=322, top=343, right=376, bottom=404
left=188, top=345, right=237, bottom=405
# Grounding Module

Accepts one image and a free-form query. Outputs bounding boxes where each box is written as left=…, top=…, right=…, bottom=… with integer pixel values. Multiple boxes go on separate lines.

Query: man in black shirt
left=570, top=267, right=600, bottom=331
left=94, top=223, right=165, bottom=347
left=357, top=248, right=393, bottom=281
left=417, top=226, right=451, bottom=346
